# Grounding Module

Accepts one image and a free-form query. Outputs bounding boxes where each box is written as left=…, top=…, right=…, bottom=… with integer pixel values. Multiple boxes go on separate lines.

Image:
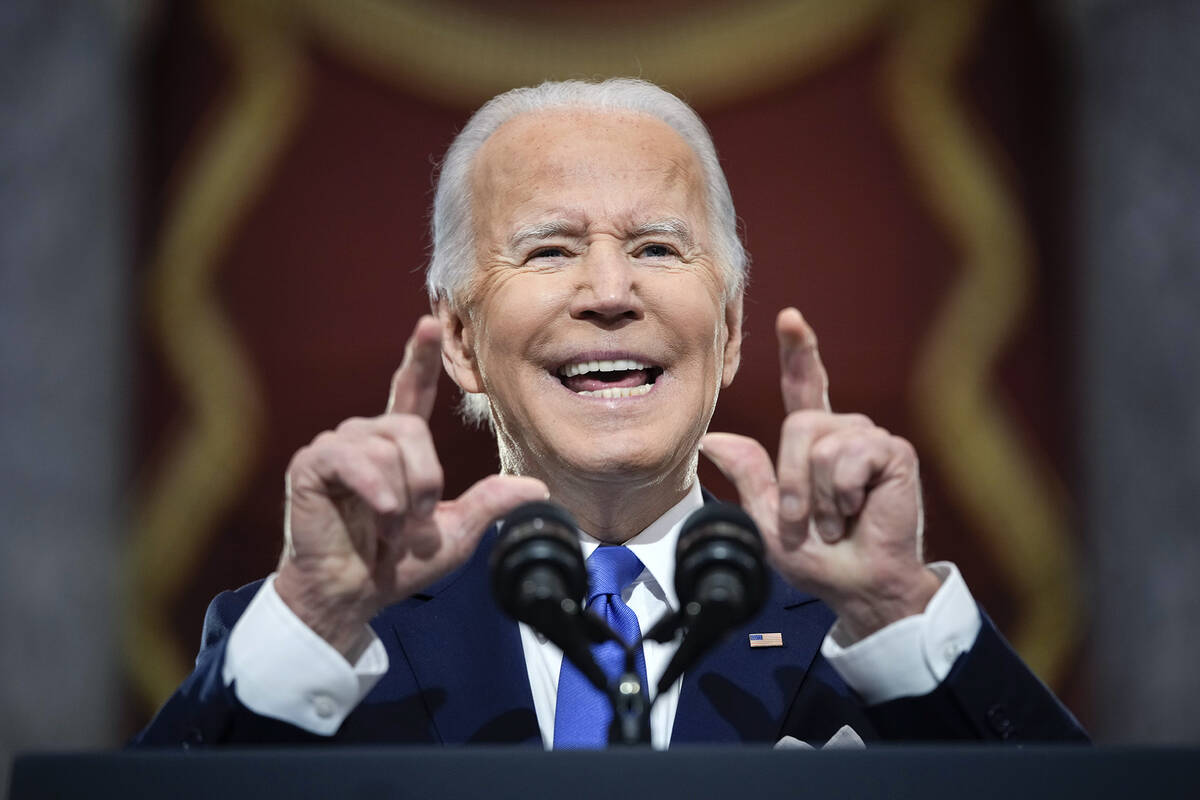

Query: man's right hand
left=274, top=315, right=548, bottom=659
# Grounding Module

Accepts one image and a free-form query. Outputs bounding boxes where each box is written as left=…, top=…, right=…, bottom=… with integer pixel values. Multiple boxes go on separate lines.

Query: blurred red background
left=129, top=0, right=1084, bottom=733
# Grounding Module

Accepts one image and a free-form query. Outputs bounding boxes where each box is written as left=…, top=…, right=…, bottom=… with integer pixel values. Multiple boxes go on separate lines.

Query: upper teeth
left=559, top=359, right=649, bottom=377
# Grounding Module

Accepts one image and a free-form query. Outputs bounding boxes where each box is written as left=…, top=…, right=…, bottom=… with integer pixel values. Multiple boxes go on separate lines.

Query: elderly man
left=135, top=79, right=1085, bottom=748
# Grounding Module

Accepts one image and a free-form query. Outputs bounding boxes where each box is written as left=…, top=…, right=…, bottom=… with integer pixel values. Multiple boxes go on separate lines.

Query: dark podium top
left=9, top=747, right=1193, bottom=800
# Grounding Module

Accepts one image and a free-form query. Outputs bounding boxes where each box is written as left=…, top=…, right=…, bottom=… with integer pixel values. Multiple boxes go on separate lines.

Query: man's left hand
left=701, top=308, right=940, bottom=641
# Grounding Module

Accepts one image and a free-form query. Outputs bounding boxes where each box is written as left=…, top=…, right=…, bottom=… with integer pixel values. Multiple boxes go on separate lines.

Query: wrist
left=832, top=566, right=941, bottom=643
left=275, top=560, right=377, bottom=659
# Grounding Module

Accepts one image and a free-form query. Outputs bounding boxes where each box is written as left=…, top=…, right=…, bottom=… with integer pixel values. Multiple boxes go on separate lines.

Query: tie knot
left=585, top=546, right=644, bottom=603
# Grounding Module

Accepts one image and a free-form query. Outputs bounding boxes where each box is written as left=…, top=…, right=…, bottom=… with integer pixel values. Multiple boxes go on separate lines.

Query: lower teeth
left=578, top=384, right=652, bottom=398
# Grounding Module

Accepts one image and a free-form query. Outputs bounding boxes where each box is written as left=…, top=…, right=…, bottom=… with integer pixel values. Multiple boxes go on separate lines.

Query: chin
left=552, top=434, right=693, bottom=485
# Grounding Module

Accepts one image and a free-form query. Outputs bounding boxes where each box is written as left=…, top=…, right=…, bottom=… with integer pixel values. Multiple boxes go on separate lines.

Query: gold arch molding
left=888, top=0, right=1082, bottom=684
left=126, top=0, right=304, bottom=706
left=129, top=0, right=1080, bottom=711
left=295, top=0, right=894, bottom=108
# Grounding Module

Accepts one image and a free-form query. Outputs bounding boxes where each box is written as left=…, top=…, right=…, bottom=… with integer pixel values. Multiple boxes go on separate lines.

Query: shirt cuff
left=222, top=573, right=388, bottom=735
left=820, top=562, right=982, bottom=705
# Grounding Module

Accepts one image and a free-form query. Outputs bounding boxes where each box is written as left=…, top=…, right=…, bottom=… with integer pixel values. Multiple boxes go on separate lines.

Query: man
left=135, top=78, right=1085, bottom=748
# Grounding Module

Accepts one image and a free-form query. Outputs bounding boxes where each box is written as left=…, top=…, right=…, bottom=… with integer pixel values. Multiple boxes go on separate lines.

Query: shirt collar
left=577, top=481, right=703, bottom=611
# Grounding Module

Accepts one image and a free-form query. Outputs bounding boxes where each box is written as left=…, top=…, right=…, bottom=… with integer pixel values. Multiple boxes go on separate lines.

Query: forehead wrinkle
left=471, top=110, right=712, bottom=254
left=477, top=113, right=702, bottom=195
left=659, top=153, right=689, bottom=186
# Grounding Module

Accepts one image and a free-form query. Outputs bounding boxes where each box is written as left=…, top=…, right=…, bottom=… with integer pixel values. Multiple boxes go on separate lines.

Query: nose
left=568, top=244, right=644, bottom=324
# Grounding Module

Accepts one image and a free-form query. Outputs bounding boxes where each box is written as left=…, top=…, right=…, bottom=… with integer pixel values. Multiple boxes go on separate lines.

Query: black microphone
left=489, top=501, right=610, bottom=692
left=655, top=502, right=767, bottom=694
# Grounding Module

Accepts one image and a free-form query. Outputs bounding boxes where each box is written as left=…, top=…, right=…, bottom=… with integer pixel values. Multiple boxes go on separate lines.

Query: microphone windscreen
left=489, top=500, right=587, bottom=618
left=674, top=502, right=766, bottom=620
left=656, top=502, right=768, bottom=693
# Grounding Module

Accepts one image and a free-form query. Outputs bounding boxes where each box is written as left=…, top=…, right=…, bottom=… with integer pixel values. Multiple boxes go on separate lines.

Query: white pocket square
left=774, top=725, right=866, bottom=750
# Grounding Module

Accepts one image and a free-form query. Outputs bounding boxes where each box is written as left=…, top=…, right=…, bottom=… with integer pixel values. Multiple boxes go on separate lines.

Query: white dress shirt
left=223, top=481, right=981, bottom=744
left=520, top=482, right=700, bottom=749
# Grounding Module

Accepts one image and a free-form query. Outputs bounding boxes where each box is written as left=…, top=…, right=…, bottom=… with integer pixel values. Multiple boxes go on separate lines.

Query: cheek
left=470, top=279, right=561, bottom=381
left=662, top=283, right=726, bottom=358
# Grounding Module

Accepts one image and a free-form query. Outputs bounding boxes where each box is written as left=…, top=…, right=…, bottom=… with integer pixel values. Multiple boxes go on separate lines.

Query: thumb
left=442, top=474, right=551, bottom=542
left=699, top=432, right=779, bottom=536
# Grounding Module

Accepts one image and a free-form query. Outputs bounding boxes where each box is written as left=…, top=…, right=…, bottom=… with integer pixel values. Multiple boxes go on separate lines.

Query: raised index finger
left=777, top=307, right=831, bottom=414
left=385, top=315, right=443, bottom=420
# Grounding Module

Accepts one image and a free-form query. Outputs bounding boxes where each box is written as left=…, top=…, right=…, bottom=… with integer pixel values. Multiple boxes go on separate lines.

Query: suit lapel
left=385, top=526, right=541, bottom=745
left=671, top=572, right=832, bottom=744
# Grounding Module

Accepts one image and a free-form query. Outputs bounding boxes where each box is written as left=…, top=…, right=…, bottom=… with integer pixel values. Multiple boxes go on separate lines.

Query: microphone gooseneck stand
left=490, top=500, right=767, bottom=747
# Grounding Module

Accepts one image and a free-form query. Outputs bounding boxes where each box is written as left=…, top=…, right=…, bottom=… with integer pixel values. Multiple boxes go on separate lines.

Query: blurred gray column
left=1066, top=0, right=1200, bottom=742
left=0, top=0, right=136, bottom=782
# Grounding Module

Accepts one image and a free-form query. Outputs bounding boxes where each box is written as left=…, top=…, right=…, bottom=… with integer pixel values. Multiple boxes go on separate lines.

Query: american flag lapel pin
left=749, top=632, right=783, bottom=648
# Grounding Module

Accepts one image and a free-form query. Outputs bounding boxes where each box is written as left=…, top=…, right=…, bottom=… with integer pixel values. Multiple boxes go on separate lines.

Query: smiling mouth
left=555, top=358, right=664, bottom=398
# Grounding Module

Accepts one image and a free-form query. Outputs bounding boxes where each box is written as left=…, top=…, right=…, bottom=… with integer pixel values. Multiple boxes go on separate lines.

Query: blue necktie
left=553, top=545, right=648, bottom=749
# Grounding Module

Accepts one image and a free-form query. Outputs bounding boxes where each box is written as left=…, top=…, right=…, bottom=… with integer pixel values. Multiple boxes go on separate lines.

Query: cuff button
left=312, top=693, right=336, bottom=719
left=986, top=704, right=1014, bottom=739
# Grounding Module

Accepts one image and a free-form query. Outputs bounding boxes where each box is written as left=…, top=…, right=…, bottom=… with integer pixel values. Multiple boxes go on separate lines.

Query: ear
left=721, top=290, right=744, bottom=388
left=436, top=296, right=484, bottom=394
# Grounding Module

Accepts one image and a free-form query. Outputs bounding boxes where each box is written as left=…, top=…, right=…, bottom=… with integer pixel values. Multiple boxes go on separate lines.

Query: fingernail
left=779, top=525, right=806, bottom=550
left=780, top=493, right=804, bottom=521
left=415, top=495, right=437, bottom=516
left=815, top=514, right=842, bottom=542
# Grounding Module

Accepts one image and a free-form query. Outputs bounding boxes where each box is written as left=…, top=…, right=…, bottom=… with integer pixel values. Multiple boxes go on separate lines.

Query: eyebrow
left=507, top=220, right=584, bottom=251
left=508, top=217, right=697, bottom=252
left=629, top=217, right=696, bottom=250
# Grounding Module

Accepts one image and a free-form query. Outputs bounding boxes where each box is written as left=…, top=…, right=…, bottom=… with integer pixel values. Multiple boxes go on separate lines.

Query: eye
left=636, top=243, right=679, bottom=259
left=528, top=246, right=569, bottom=261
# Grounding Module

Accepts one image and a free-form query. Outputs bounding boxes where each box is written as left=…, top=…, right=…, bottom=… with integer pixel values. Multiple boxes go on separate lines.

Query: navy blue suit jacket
left=133, top=526, right=1087, bottom=747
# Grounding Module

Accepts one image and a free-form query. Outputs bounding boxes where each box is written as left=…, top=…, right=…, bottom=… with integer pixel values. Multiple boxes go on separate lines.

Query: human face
left=442, top=109, right=742, bottom=490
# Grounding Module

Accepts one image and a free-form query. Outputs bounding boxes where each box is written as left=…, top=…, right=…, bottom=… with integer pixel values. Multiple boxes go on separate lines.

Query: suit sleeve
left=863, top=614, right=1090, bottom=742
left=817, top=562, right=1089, bottom=743
left=129, top=581, right=339, bottom=747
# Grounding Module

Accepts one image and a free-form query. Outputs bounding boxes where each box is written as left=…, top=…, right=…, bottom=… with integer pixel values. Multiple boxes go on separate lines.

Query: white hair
left=426, top=78, right=748, bottom=426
